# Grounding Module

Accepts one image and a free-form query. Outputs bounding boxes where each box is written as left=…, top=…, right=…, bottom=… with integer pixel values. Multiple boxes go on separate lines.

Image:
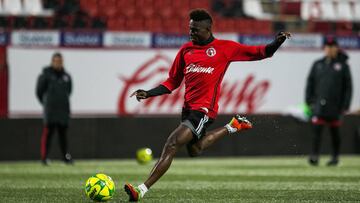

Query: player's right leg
left=57, top=124, right=73, bottom=164
left=124, top=124, right=193, bottom=201
left=187, top=114, right=252, bottom=157
left=40, top=123, right=55, bottom=165
left=309, top=124, right=324, bottom=166
left=328, top=126, right=340, bottom=166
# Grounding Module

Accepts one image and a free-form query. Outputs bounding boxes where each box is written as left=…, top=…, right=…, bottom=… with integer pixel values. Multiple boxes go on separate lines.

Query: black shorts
left=181, top=108, right=214, bottom=139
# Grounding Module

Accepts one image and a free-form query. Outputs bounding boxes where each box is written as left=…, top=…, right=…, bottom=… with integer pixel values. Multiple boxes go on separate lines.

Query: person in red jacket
left=124, top=9, right=291, bottom=201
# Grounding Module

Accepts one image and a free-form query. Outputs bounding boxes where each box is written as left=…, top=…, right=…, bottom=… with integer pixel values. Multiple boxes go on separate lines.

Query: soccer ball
left=85, top=173, right=115, bottom=202
left=136, top=148, right=153, bottom=164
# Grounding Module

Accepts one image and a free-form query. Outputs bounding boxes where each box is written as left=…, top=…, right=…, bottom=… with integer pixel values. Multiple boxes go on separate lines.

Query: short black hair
left=52, top=52, right=62, bottom=59
left=189, top=9, right=212, bottom=24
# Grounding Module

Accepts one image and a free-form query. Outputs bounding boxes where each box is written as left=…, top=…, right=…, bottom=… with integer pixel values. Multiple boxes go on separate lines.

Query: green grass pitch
left=0, top=156, right=359, bottom=202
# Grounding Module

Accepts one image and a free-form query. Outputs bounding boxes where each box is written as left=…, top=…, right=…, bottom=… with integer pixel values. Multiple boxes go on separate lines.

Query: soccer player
left=124, top=9, right=291, bottom=201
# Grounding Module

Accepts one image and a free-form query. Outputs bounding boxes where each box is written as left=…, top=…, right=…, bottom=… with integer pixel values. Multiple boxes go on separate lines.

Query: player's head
left=51, top=52, right=63, bottom=71
left=323, top=37, right=339, bottom=59
left=189, top=9, right=212, bottom=44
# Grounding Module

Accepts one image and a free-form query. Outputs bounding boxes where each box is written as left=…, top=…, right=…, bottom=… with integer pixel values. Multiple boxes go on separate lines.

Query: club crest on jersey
left=206, top=47, right=216, bottom=57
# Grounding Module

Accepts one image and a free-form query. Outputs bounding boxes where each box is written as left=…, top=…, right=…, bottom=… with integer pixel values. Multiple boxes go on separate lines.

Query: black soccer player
left=124, top=9, right=291, bottom=201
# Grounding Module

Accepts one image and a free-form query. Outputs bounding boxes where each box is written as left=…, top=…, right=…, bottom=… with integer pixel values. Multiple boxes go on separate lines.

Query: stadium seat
left=336, top=0, right=353, bottom=20
left=179, top=17, right=189, bottom=33
left=140, top=1, right=156, bottom=19
left=189, top=0, right=210, bottom=10
left=107, top=18, right=126, bottom=30
left=64, top=14, right=77, bottom=28
left=142, top=8, right=156, bottom=19
left=31, top=17, right=50, bottom=29
left=353, top=22, right=360, bottom=32
left=118, top=1, right=136, bottom=18
left=23, top=0, right=44, bottom=15
left=3, top=0, right=23, bottom=15
left=162, top=18, right=181, bottom=33
left=91, top=16, right=106, bottom=29
left=135, top=0, right=154, bottom=8
left=234, top=19, right=255, bottom=34
left=301, top=0, right=321, bottom=20
left=255, top=20, right=272, bottom=34
left=98, top=0, right=118, bottom=18
left=0, top=17, right=9, bottom=28
left=144, top=17, right=163, bottom=32
left=243, top=0, right=273, bottom=19
left=63, top=0, right=80, bottom=14
left=0, top=0, right=3, bottom=15
left=72, top=14, right=90, bottom=29
left=153, top=0, right=173, bottom=18
left=53, top=15, right=71, bottom=29
left=125, top=17, right=144, bottom=31
left=319, top=1, right=337, bottom=20
left=13, top=16, right=27, bottom=28
left=353, top=1, right=360, bottom=21
left=309, top=21, right=333, bottom=33
left=42, top=0, right=59, bottom=9
left=280, top=0, right=301, bottom=17
left=80, top=0, right=98, bottom=17
left=214, top=18, right=235, bottom=32
left=5, top=0, right=355, bottom=35
left=173, top=0, right=190, bottom=18
left=335, top=21, right=353, bottom=34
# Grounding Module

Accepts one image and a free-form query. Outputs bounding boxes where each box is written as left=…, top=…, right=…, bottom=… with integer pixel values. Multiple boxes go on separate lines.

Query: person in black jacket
left=306, top=37, right=352, bottom=166
left=36, top=52, right=73, bottom=165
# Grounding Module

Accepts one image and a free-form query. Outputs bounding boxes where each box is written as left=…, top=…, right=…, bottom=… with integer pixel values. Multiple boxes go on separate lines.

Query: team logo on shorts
left=206, top=47, right=216, bottom=57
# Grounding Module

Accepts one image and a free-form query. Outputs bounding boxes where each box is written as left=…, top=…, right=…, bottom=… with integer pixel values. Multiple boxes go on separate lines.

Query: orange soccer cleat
left=227, top=115, right=253, bottom=132
left=124, top=183, right=142, bottom=202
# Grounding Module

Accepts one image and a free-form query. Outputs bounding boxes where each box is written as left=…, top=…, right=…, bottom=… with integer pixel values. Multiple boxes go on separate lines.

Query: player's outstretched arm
left=130, top=85, right=171, bottom=102
left=265, top=31, right=291, bottom=57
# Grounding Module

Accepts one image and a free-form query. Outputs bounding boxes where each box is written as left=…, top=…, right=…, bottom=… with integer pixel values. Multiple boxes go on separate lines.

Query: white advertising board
left=8, top=47, right=360, bottom=116
left=11, top=31, right=60, bottom=46
left=103, top=32, right=151, bottom=48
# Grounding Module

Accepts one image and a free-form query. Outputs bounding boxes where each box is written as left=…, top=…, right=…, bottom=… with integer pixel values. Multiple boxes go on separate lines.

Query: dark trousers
left=311, top=124, right=341, bottom=159
left=40, top=123, right=69, bottom=160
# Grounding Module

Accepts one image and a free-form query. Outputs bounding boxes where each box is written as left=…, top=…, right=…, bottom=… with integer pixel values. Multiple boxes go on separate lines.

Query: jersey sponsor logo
left=206, top=47, right=216, bottom=57
left=185, top=63, right=214, bottom=74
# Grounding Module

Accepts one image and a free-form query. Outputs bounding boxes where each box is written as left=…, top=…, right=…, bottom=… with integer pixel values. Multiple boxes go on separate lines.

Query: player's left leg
left=124, top=124, right=194, bottom=201
left=309, top=124, right=324, bottom=166
left=187, top=115, right=252, bottom=157
left=57, top=124, right=73, bottom=164
left=40, top=123, right=56, bottom=165
left=145, top=125, right=193, bottom=187
left=328, top=126, right=340, bottom=166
